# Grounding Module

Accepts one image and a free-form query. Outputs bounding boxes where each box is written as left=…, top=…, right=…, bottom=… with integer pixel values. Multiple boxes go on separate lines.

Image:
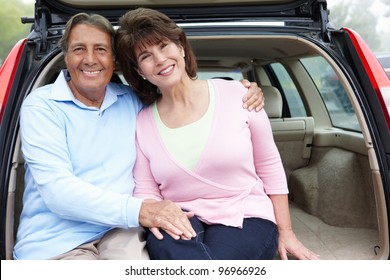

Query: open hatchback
left=0, top=0, right=389, bottom=260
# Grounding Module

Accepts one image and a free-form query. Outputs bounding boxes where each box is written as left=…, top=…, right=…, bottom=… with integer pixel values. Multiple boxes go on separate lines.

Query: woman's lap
left=146, top=216, right=278, bottom=260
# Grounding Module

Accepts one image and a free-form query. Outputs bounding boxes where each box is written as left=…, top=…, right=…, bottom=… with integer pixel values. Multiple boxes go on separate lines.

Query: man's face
left=64, top=24, right=114, bottom=100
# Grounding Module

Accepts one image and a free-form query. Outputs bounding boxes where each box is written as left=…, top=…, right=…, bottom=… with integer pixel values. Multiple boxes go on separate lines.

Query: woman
left=115, top=8, right=319, bottom=260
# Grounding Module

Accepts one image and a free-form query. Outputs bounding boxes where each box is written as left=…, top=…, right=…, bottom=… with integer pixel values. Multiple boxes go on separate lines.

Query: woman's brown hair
left=115, top=8, right=197, bottom=105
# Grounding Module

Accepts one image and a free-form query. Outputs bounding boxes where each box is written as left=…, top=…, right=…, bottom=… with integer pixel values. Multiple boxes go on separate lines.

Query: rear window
left=301, top=56, right=361, bottom=132
left=269, top=63, right=307, bottom=117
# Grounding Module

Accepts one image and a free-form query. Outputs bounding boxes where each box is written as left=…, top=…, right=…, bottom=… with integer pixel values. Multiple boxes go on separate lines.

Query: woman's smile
left=158, top=65, right=175, bottom=76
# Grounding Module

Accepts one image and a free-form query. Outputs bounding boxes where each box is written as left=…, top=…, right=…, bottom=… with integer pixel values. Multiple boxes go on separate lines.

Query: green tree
left=328, top=0, right=381, bottom=51
left=0, top=0, right=34, bottom=64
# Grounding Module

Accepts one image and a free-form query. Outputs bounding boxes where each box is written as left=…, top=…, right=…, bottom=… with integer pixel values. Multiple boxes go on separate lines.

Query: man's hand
left=139, top=199, right=196, bottom=240
left=240, top=79, right=265, bottom=112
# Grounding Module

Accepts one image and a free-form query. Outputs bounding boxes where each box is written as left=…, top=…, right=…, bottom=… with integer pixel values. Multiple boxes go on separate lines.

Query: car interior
left=4, top=34, right=389, bottom=260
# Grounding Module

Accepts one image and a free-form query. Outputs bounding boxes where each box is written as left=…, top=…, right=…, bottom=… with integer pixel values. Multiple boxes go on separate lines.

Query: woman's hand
left=277, top=227, right=320, bottom=260
left=269, top=194, right=320, bottom=260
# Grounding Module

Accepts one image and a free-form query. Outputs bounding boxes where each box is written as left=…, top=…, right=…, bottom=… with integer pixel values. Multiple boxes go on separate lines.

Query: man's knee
left=98, top=227, right=149, bottom=260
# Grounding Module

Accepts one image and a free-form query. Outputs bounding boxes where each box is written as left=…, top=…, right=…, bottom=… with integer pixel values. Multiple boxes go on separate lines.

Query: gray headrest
left=261, top=85, right=283, bottom=118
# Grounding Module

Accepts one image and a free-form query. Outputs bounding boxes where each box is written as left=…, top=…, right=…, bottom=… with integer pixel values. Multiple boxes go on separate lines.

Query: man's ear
left=64, top=54, right=68, bottom=66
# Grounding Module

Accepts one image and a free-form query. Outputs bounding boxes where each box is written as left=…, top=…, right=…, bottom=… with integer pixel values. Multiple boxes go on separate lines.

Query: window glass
left=270, top=63, right=306, bottom=117
left=301, top=57, right=360, bottom=131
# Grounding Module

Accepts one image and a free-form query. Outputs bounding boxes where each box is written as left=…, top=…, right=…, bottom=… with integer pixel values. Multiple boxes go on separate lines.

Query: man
left=13, top=13, right=264, bottom=260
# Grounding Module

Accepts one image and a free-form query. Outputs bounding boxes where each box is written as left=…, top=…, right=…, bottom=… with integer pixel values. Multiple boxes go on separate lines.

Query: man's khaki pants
left=51, top=227, right=149, bottom=260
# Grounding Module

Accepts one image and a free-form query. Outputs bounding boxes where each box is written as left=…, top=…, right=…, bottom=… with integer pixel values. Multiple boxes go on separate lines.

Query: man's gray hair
left=59, top=13, right=115, bottom=56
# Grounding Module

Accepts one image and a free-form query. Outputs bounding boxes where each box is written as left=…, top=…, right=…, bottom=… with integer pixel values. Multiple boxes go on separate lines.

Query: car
left=376, top=53, right=390, bottom=78
left=0, top=0, right=389, bottom=260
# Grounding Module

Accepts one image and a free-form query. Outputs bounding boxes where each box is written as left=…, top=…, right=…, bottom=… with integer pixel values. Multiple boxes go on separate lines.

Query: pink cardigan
left=133, top=79, right=288, bottom=227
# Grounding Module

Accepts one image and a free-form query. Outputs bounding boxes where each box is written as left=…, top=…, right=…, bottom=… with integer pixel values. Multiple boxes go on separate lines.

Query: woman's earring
left=141, top=75, right=146, bottom=80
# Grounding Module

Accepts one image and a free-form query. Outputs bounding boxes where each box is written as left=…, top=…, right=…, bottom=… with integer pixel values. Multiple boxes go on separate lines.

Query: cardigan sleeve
left=133, top=132, right=164, bottom=201
left=248, top=109, right=289, bottom=195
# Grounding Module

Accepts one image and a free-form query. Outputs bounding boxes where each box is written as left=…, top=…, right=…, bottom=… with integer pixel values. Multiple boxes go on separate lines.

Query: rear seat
left=262, top=86, right=315, bottom=177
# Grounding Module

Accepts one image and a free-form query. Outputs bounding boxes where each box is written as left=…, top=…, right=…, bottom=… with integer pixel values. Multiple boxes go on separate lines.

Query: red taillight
left=0, top=39, right=27, bottom=121
left=344, top=28, right=390, bottom=131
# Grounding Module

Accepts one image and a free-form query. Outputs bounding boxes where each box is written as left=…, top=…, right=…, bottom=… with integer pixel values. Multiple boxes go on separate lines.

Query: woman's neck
left=156, top=79, right=209, bottom=128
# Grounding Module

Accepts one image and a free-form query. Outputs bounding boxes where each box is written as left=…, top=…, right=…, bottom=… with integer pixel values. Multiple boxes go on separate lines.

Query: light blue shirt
left=13, top=70, right=144, bottom=260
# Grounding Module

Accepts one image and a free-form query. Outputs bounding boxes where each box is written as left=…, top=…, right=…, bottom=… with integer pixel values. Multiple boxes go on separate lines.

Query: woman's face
left=135, top=40, right=186, bottom=90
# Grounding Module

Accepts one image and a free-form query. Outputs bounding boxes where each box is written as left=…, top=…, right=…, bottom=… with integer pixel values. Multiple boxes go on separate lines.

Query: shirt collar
left=50, top=69, right=127, bottom=111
